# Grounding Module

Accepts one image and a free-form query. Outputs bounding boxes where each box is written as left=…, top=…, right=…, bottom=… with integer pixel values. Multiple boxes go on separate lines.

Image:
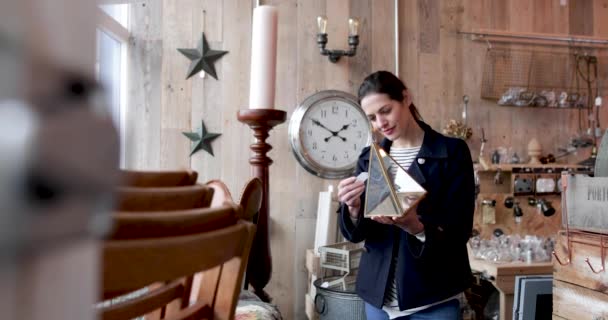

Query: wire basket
left=319, top=241, right=364, bottom=273
left=480, top=47, right=608, bottom=101
left=318, top=242, right=364, bottom=290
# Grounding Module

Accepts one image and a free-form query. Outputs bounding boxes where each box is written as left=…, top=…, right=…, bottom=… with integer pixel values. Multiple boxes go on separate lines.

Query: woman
left=337, top=71, right=475, bottom=319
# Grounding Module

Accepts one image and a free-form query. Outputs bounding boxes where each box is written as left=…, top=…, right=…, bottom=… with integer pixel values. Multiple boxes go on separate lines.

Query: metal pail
left=313, top=276, right=366, bottom=320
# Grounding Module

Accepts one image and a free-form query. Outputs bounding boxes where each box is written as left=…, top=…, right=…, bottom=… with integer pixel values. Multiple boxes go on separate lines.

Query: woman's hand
left=371, top=196, right=424, bottom=235
left=337, top=176, right=366, bottom=218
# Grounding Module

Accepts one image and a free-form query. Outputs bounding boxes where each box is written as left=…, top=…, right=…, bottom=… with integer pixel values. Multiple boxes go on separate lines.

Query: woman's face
left=361, top=91, right=412, bottom=141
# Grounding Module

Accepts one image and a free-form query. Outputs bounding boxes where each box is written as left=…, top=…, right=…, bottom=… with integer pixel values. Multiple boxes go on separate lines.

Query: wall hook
left=552, top=250, right=571, bottom=266
left=584, top=234, right=607, bottom=273
left=584, top=257, right=605, bottom=274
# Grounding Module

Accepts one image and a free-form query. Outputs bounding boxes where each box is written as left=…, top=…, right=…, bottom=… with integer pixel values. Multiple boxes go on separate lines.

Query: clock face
left=289, top=90, right=371, bottom=179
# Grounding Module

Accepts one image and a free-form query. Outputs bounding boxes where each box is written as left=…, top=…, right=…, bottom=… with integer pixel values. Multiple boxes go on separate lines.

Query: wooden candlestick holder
left=237, top=109, right=286, bottom=302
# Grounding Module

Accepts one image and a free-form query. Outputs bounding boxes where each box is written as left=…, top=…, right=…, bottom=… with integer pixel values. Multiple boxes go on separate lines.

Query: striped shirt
left=383, top=146, right=420, bottom=308
left=382, top=146, right=460, bottom=318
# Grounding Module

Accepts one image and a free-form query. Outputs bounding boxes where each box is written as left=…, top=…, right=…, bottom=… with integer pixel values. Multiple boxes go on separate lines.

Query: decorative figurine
left=528, top=138, right=542, bottom=164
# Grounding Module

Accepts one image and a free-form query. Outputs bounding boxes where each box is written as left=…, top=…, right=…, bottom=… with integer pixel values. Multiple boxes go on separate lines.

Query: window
left=96, top=4, right=129, bottom=167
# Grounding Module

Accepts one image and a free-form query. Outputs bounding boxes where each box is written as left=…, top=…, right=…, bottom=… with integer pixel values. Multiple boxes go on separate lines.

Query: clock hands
left=312, top=119, right=336, bottom=135
left=336, top=123, right=350, bottom=133
left=312, top=118, right=352, bottom=142
left=324, top=134, right=346, bottom=142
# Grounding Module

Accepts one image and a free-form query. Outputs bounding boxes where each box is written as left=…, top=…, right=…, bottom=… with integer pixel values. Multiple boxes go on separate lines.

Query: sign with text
left=565, top=174, right=608, bottom=233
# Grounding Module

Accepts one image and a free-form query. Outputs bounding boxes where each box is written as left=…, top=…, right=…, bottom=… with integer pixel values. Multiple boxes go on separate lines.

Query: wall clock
left=289, top=90, right=371, bottom=179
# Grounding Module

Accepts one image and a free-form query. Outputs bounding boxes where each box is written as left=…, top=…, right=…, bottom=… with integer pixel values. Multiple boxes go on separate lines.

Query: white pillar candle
left=249, top=5, right=278, bottom=109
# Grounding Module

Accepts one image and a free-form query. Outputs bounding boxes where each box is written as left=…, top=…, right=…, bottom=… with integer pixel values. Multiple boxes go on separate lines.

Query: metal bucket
left=313, top=276, right=366, bottom=320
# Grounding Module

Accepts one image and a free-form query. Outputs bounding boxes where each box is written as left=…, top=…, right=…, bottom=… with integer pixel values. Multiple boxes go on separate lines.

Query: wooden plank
left=418, top=0, right=440, bottom=54
left=461, top=0, right=487, bottom=160
left=439, top=0, right=465, bottom=135
left=159, top=128, right=190, bottom=170
left=191, top=0, right=224, bottom=183
left=553, top=279, right=608, bottom=319
left=553, top=231, right=608, bottom=293
left=594, top=0, right=608, bottom=37
left=221, top=0, right=252, bottom=193
left=399, top=0, right=419, bottom=97
left=491, top=0, right=509, bottom=30
left=569, top=0, right=594, bottom=36
left=125, top=0, right=162, bottom=169
left=369, top=0, right=391, bottom=75
left=160, top=0, right=194, bottom=169
left=418, top=53, right=442, bottom=128
left=533, top=0, right=554, bottom=34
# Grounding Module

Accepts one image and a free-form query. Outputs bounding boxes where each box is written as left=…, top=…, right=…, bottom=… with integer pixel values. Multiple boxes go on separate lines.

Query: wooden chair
left=205, top=178, right=263, bottom=221
left=99, top=205, right=255, bottom=320
left=236, top=177, right=263, bottom=222
left=120, top=170, right=198, bottom=187
left=205, top=179, right=235, bottom=208
left=108, top=204, right=240, bottom=240
left=114, top=185, right=214, bottom=211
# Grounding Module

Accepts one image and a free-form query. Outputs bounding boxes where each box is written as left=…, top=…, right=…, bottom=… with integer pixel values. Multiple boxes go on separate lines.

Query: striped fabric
left=383, top=146, right=420, bottom=307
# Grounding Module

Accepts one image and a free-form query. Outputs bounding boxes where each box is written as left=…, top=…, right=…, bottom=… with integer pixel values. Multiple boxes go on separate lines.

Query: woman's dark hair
left=357, top=70, right=422, bottom=121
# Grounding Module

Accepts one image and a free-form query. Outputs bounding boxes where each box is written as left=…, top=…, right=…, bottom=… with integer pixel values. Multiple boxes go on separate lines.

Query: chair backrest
left=237, top=177, right=263, bottom=222
left=108, top=204, right=241, bottom=240
left=205, top=179, right=235, bottom=208
left=114, top=185, right=214, bottom=211
left=120, top=170, right=198, bottom=187
left=100, top=207, right=255, bottom=320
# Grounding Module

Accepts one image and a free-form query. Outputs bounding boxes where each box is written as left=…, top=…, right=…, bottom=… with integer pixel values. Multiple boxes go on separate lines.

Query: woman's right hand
left=337, top=176, right=366, bottom=218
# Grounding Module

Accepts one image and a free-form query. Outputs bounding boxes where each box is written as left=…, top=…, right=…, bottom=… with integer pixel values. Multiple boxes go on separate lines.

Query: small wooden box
left=306, top=249, right=321, bottom=275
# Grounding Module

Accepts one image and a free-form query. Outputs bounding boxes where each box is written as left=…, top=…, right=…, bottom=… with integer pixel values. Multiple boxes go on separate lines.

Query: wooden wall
left=125, top=0, right=608, bottom=318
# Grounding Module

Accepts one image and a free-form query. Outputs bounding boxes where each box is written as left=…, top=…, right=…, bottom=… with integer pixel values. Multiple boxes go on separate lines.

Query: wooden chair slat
left=205, top=179, right=235, bottom=208
left=115, top=185, right=214, bottom=211
left=163, top=301, right=213, bottom=320
left=102, top=280, right=184, bottom=320
left=108, top=204, right=240, bottom=240
left=121, top=170, right=198, bottom=187
left=103, top=223, right=251, bottom=293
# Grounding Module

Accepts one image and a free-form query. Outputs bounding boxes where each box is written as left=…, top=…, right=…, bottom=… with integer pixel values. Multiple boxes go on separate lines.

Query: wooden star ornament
left=177, top=32, right=228, bottom=80
left=182, top=120, right=222, bottom=156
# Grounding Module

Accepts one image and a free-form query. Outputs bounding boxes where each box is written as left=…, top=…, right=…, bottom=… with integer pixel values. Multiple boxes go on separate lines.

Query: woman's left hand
left=371, top=197, right=424, bottom=234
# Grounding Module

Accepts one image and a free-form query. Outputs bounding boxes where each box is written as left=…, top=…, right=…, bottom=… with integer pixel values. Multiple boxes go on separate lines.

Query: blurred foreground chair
left=114, top=185, right=214, bottom=211
left=120, top=170, right=198, bottom=187
left=99, top=204, right=255, bottom=320
left=205, top=178, right=262, bottom=221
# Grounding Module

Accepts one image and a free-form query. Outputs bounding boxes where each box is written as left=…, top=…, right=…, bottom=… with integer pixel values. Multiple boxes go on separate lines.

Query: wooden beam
left=97, top=0, right=141, bottom=4
left=96, top=8, right=129, bottom=43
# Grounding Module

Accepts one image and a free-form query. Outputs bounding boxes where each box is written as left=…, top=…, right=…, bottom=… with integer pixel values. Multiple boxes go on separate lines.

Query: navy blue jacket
left=339, top=121, right=475, bottom=310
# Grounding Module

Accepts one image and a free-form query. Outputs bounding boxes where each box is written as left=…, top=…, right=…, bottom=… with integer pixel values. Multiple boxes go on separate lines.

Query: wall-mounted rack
left=458, top=29, right=608, bottom=49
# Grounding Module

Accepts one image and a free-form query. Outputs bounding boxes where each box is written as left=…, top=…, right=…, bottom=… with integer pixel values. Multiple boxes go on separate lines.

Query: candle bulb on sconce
left=317, top=15, right=327, bottom=34
left=316, top=15, right=360, bottom=63
left=348, top=17, right=359, bottom=36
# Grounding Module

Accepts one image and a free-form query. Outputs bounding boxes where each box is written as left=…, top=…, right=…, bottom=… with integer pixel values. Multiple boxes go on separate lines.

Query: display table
left=468, top=255, right=553, bottom=320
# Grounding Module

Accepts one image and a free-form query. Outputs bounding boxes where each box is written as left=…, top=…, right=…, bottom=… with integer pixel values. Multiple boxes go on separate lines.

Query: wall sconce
left=527, top=197, right=556, bottom=217
left=316, top=16, right=359, bottom=63
left=504, top=197, right=523, bottom=223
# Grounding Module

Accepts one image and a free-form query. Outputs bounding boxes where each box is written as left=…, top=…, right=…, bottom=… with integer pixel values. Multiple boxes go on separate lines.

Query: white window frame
left=96, top=6, right=129, bottom=168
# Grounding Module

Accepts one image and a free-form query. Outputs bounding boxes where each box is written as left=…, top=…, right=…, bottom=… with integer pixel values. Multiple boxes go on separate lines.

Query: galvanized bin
left=313, top=276, right=366, bottom=320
